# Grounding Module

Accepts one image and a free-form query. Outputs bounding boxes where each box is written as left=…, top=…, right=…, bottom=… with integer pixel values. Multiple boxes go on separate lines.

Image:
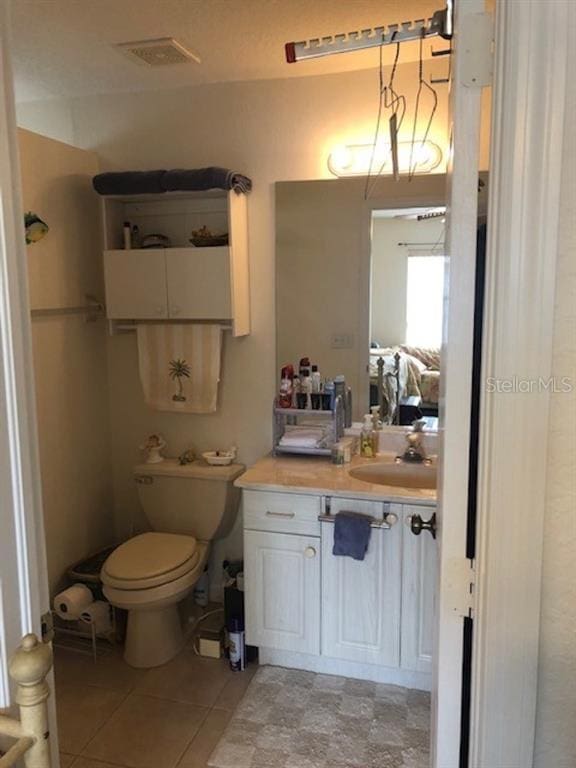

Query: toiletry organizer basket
left=272, top=395, right=345, bottom=457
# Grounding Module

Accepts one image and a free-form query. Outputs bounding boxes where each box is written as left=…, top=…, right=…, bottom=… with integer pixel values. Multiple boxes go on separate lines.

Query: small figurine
left=140, top=433, right=166, bottom=464
left=178, top=448, right=195, bottom=465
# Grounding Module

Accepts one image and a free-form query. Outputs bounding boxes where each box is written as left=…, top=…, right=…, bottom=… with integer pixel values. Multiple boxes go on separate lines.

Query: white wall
left=534, top=27, right=576, bottom=767
left=371, top=217, right=444, bottom=346
left=19, top=128, right=114, bottom=594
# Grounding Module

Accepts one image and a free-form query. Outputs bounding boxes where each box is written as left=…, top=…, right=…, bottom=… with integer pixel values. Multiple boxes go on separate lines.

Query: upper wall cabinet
left=102, top=190, right=250, bottom=336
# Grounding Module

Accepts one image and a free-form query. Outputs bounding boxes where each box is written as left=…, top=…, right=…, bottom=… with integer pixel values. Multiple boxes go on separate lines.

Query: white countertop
left=235, top=453, right=437, bottom=506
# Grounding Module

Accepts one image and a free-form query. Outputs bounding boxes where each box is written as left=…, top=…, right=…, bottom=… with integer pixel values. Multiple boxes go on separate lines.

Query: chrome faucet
left=397, top=419, right=430, bottom=464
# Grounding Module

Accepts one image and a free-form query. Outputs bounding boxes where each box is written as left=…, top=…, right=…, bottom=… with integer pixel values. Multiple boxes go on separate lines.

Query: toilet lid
left=102, top=532, right=199, bottom=588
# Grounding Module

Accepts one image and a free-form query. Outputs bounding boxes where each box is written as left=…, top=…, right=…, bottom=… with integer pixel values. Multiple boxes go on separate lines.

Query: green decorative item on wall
left=169, top=358, right=191, bottom=402
left=24, top=211, right=49, bottom=244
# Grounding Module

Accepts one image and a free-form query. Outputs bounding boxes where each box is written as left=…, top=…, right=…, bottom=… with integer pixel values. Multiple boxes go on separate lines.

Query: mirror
left=276, top=175, right=446, bottom=426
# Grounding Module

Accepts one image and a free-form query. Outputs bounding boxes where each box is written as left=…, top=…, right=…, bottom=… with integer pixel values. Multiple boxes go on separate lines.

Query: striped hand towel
left=136, top=324, right=223, bottom=413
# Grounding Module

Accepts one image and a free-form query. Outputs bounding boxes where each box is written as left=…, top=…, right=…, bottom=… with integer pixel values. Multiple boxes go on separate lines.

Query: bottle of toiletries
left=293, top=375, right=301, bottom=396
left=361, top=414, right=376, bottom=458
left=334, top=374, right=346, bottom=402
left=193, top=567, right=209, bottom=607
left=123, top=221, right=131, bottom=250
left=228, top=616, right=246, bottom=672
left=334, top=375, right=346, bottom=417
left=311, top=365, right=321, bottom=393
left=324, top=379, right=335, bottom=410
left=131, top=224, right=140, bottom=248
left=371, top=405, right=382, bottom=430
left=301, top=370, right=312, bottom=409
left=299, top=357, right=311, bottom=379
left=332, top=439, right=352, bottom=465
left=278, top=364, right=294, bottom=408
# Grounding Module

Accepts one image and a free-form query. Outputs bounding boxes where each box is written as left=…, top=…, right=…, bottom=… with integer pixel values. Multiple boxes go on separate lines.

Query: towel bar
left=318, top=513, right=396, bottom=529
left=30, top=294, right=104, bottom=321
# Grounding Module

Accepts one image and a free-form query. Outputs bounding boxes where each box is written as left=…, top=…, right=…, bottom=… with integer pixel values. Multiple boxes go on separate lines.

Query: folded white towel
left=279, top=427, right=327, bottom=448
left=280, top=436, right=322, bottom=448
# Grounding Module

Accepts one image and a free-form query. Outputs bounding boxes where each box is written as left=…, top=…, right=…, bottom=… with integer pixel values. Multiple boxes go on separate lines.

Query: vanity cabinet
left=401, top=504, right=438, bottom=674
left=244, top=530, right=320, bottom=655
left=321, top=499, right=401, bottom=667
left=244, top=490, right=321, bottom=655
left=242, top=487, right=436, bottom=689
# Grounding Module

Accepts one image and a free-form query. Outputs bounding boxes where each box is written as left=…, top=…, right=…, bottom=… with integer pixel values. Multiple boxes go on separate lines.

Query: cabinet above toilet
left=101, top=190, right=250, bottom=337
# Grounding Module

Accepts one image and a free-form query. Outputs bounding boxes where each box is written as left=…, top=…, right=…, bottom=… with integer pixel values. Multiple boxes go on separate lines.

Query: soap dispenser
left=360, top=414, right=377, bottom=458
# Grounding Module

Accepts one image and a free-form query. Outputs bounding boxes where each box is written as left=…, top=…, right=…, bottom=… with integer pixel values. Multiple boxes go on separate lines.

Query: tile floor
left=54, top=643, right=256, bottom=768
left=54, top=644, right=430, bottom=768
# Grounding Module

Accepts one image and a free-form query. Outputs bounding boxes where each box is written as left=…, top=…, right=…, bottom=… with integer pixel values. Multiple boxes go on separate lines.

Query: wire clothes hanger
left=408, top=29, right=438, bottom=181
left=364, top=35, right=406, bottom=199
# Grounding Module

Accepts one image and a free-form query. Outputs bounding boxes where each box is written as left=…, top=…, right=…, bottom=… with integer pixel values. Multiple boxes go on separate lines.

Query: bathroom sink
left=349, top=461, right=437, bottom=490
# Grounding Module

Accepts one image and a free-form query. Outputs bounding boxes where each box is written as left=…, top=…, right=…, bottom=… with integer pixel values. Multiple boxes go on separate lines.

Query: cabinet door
left=104, top=249, right=168, bottom=319
left=401, top=504, right=438, bottom=674
left=166, top=247, right=231, bottom=319
left=321, top=517, right=401, bottom=667
left=244, top=530, right=320, bottom=655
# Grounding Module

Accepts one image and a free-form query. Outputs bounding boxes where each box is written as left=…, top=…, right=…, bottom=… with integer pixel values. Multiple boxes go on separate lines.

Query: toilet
left=101, top=459, right=244, bottom=668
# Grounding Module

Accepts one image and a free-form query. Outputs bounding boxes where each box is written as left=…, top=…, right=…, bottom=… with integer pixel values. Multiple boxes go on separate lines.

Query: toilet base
left=124, top=604, right=185, bottom=668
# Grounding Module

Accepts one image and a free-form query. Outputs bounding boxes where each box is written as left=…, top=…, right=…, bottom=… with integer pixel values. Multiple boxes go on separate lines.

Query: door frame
left=0, top=0, right=56, bottom=758
left=471, top=1, right=569, bottom=765
left=0, top=0, right=51, bottom=680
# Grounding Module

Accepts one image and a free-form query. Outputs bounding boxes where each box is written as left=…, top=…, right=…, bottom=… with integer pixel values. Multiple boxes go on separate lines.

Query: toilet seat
left=101, top=532, right=200, bottom=590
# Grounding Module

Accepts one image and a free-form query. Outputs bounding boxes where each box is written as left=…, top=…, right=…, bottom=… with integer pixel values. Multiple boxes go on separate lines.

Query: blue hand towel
left=92, top=167, right=252, bottom=196
left=332, top=512, right=372, bottom=561
left=93, top=170, right=166, bottom=195
left=162, top=167, right=252, bottom=194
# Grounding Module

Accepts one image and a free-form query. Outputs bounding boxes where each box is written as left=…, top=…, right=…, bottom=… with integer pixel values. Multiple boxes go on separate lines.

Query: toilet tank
left=133, top=460, right=245, bottom=541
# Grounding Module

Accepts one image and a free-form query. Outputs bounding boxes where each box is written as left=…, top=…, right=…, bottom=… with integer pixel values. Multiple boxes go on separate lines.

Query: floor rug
left=208, top=666, right=430, bottom=768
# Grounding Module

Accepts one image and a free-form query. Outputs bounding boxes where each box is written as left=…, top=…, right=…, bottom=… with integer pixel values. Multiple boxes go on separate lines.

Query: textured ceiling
left=11, top=0, right=443, bottom=102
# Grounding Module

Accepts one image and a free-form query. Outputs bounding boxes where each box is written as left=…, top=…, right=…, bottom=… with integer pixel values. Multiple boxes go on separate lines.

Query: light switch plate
left=331, top=333, right=354, bottom=349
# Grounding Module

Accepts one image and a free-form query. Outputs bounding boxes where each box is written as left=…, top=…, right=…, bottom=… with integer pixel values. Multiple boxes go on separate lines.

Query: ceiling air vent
left=116, top=37, right=200, bottom=67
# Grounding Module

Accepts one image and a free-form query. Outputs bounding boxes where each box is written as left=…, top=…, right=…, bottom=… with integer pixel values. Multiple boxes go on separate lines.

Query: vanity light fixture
left=327, top=141, right=443, bottom=178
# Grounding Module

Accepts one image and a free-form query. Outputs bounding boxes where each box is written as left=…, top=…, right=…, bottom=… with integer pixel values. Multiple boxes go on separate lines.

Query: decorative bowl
left=190, top=234, right=229, bottom=247
left=202, top=449, right=236, bottom=466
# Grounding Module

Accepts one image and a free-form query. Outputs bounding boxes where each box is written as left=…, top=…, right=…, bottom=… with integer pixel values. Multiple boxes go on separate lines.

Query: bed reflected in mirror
left=369, top=207, right=445, bottom=427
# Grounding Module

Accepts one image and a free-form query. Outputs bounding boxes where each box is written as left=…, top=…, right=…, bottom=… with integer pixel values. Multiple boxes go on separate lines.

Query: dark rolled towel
left=93, top=170, right=166, bottom=196
left=332, top=511, right=373, bottom=561
left=162, top=167, right=252, bottom=194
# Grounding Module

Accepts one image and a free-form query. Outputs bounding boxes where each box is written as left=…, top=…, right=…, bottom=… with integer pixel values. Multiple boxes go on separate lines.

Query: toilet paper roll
left=79, top=601, right=112, bottom=635
left=53, top=583, right=93, bottom=620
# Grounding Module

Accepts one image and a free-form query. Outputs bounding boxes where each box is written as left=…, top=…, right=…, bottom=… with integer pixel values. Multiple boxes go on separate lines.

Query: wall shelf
left=101, top=190, right=250, bottom=336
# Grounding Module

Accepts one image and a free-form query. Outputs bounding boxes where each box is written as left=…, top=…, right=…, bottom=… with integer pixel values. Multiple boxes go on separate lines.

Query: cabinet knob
left=409, top=512, right=437, bottom=539
left=386, top=512, right=398, bottom=527
left=172, top=305, right=181, bottom=316
left=304, top=546, right=317, bottom=559
left=156, top=305, right=165, bottom=315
